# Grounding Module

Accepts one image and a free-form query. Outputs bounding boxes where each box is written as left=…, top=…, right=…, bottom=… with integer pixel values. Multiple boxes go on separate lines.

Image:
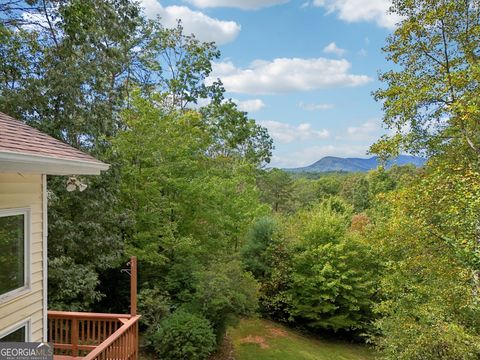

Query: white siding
left=0, top=173, right=44, bottom=342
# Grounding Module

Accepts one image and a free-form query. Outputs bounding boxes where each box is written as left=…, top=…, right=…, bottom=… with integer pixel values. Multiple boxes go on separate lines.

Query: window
left=0, top=327, right=26, bottom=342
left=0, top=209, right=30, bottom=300
left=0, top=321, right=30, bottom=342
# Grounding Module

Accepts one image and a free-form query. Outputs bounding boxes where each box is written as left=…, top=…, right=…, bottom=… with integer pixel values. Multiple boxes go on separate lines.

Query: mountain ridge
left=285, top=155, right=426, bottom=173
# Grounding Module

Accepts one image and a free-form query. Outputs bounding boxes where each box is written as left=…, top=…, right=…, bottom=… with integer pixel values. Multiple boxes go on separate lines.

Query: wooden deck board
left=54, top=355, right=84, bottom=360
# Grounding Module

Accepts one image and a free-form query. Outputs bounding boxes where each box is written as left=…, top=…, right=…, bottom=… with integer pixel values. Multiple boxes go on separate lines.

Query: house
left=0, top=112, right=139, bottom=360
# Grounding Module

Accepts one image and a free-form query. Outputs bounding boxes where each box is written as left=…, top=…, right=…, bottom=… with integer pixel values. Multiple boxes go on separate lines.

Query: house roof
left=0, top=112, right=109, bottom=175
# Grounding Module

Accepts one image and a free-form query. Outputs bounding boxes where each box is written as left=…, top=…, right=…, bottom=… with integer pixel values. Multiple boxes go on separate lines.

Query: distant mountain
left=285, top=155, right=426, bottom=173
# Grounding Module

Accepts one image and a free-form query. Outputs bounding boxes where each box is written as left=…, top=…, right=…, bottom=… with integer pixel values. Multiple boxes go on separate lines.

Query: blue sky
left=140, top=0, right=400, bottom=168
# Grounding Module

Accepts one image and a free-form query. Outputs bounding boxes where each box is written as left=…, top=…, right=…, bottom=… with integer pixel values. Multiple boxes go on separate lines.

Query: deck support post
left=130, top=256, right=137, bottom=316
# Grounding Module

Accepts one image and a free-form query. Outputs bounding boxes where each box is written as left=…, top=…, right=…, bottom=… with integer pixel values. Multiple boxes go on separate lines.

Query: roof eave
left=0, top=151, right=110, bottom=175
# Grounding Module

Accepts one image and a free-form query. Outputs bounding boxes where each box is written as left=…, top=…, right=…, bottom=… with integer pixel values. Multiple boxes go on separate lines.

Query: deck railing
left=48, top=311, right=140, bottom=360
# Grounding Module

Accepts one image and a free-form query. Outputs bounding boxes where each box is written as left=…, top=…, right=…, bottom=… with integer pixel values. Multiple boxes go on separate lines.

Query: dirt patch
left=267, top=326, right=288, bottom=337
left=239, top=335, right=270, bottom=349
left=210, top=335, right=236, bottom=360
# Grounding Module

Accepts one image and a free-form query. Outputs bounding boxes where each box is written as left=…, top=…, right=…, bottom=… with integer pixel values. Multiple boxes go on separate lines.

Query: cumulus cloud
left=207, top=58, right=371, bottom=94
left=232, top=99, right=266, bottom=112
left=346, top=119, right=381, bottom=140
left=272, top=144, right=369, bottom=168
left=299, top=102, right=334, bottom=111
left=323, top=42, right=346, bottom=56
left=140, top=0, right=241, bottom=44
left=313, top=0, right=402, bottom=29
left=186, top=0, right=289, bottom=10
left=259, top=120, right=330, bottom=144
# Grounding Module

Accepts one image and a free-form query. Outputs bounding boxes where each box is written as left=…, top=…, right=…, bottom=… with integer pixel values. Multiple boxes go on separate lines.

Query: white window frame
left=0, top=319, right=31, bottom=342
left=0, top=208, right=31, bottom=303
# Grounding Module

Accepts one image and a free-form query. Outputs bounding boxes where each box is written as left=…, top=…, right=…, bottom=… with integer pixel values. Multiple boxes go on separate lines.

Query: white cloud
left=299, top=102, right=334, bottom=111
left=271, top=144, right=369, bottom=168
left=21, top=6, right=60, bottom=31
left=208, top=58, right=372, bottom=94
left=313, top=0, right=402, bottom=29
left=232, top=99, right=266, bottom=112
left=323, top=42, right=346, bottom=56
left=140, top=0, right=241, bottom=44
left=259, top=120, right=330, bottom=144
left=189, top=97, right=265, bottom=112
left=345, top=119, right=382, bottom=141
left=186, top=0, right=289, bottom=10
left=358, top=48, right=368, bottom=57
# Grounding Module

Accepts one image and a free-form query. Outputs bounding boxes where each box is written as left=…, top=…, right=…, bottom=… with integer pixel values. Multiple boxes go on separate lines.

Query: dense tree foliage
left=0, top=0, right=147, bottom=310
left=3, top=1, right=480, bottom=359
left=243, top=196, right=380, bottom=333
left=0, top=1, right=270, bottom=355
left=368, top=155, right=480, bottom=359
left=373, top=0, right=480, bottom=158
left=286, top=199, right=378, bottom=332
left=367, top=0, right=480, bottom=358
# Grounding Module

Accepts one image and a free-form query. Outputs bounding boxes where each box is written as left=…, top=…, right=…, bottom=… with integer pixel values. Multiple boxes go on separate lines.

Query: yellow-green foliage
left=251, top=197, right=379, bottom=332
left=369, top=154, right=480, bottom=359
left=286, top=198, right=379, bottom=331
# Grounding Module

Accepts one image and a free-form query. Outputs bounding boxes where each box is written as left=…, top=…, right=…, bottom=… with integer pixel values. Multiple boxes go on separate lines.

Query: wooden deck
left=49, top=257, right=139, bottom=360
left=48, top=311, right=140, bottom=360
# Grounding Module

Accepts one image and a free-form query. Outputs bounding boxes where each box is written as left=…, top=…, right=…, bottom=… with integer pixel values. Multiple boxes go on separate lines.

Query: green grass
left=228, top=319, right=376, bottom=360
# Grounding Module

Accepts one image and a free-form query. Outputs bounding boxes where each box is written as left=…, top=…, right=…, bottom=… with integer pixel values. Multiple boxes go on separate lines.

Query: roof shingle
left=0, top=111, right=105, bottom=166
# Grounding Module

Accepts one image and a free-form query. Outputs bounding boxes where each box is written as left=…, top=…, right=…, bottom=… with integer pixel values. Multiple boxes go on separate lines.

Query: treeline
left=0, top=1, right=271, bottom=359
left=1, top=1, right=480, bottom=359
left=250, top=152, right=480, bottom=360
left=248, top=166, right=413, bottom=332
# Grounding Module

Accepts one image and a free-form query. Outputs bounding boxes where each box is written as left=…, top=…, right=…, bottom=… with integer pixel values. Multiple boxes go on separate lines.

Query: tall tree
left=0, top=0, right=146, bottom=310
left=0, top=0, right=254, bottom=310
left=257, top=169, right=293, bottom=212
left=143, top=21, right=223, bottom=109
left=373, top=0, right=480, bottom=159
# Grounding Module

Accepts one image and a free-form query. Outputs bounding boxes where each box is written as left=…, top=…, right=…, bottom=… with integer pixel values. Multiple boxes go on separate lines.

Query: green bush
left=138, top=287, right=171, bottom=329
left=375, top=320, right=480, bottom=360
left=137, top=287, right=171, bottom=348
left=190, top=260, right=259, bottom=339
left=152, top=310, right=216, bottom=360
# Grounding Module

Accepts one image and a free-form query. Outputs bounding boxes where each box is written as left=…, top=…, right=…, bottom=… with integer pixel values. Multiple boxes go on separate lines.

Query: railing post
left=130, top=256, right=137, bottom=316
left=134, top=319, right=139, bottom=360
left=72, top=318, right=79, bottom=357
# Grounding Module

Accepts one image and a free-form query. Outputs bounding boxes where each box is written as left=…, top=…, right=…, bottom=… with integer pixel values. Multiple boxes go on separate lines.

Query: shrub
left=137, top=287, right=171, bottom=347
left=375, top=319, right=480, bottom=360
left=190, top=260, right=259, bottom=339
left=137, top=287, right=171, bottom=329
left=151, top=310, right=216, bottom=360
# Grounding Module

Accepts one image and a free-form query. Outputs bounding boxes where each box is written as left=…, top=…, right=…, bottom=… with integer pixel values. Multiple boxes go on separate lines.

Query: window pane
left=0, top=327, right=26, bottom=342
left=0, top=214, right=25, bottom=295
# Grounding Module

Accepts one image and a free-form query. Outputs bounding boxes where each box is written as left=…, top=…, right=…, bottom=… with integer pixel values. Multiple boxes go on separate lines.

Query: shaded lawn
left=228, top=318, right=376, bottom=360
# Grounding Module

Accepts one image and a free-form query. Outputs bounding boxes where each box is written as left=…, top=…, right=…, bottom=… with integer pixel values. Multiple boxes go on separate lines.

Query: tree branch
left=42, top=0, right=58, bottom=48
left=440, top=19, right=456, bottom=102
